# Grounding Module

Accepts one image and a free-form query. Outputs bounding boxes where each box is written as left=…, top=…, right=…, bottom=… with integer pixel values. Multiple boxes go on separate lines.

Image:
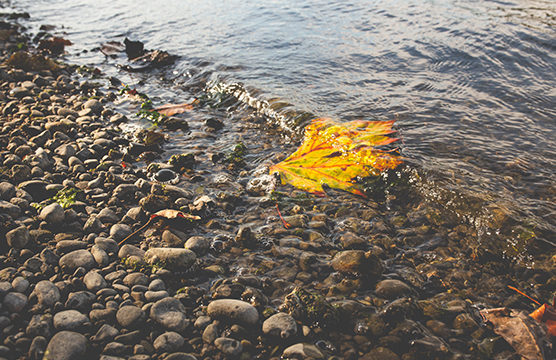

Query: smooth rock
left=3, top=292, right=27, bottom=312
left=207, top=299, right=259, bottom=326
left=262, top=312, right=297, bottom=339
left=282, top=343, right=324, bottom=359
left=92, top=324, right=119, bottom=343
left=0, top=182, right=16, bottom=200
left=184, top=236, right=210, bottom=256
left=153, top=331, right=184, bottom=353
left=150, top=297, right=189, bottom=332
left=65, top=291, right=96, bottom=312
left=32, top=280, right=60, bottom=307
left=59, top=249, right=95, bottom=272
left=53, top=310, right=89, bottom=330
left=375, top=279, right=413, bottom=300
left=118, top=244, right=145, bottom=259
left=0, top=200, right=20, bottom=218
left=214, top=337, right=243, bottom=357
left=12, top=276, right=29, bottom=293
left=83, top=271, right=107, bottom=292
left=116, top=305, right=146, bottom=329
left=331, top=250, right=383, bottom=278
left=144, top=248, right=196, bottom=271
left=39, top=203, right=65, bottom=224
left=44, top=331, right=87, bottom=360
left=109, top=224, right=132, bottom=242
left=6, top=226, right=30, bottom=249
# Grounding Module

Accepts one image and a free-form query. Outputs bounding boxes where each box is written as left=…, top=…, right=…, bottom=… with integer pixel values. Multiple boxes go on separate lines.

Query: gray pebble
left=83, top=271, right=107, bottom=292
left=150, top=297, right=189, bottom=332
left=153, top=331, right=184, bottom=353
left=262, top=312, right=297, bottom=339
left=12, top=276, right=29, bottom=293
left=6, top=226, right=30, bottom=249
left=109, top=223, right=132, bottom=242
left=59, top=249, right=96, bottom=272
left=214, top=337, right=243, bottom=357
left=375, top=279, right=414, bottom=300
left=144, top=248, right=196, bottom=271
left=45, top=331, right=87, bottom=360
left=207, top=299, right=259, bottom=326
left=184, top=236, right=210, bottom=256
left=282, top=343, right=324, bottom=359
left=32, top=280, right=60, bottom=307
left=53, top=309, right=89, bottom=330
left=3, top=292, right=27, bottom=312
left=116, top=305, right=146, bottom=329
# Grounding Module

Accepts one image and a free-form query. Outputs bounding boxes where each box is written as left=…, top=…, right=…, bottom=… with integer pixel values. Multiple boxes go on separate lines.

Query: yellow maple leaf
left=269, top=118, right=402, bottom=196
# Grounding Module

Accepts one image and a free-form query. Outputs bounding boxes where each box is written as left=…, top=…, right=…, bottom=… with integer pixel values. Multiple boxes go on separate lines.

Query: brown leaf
left=153, top=209, right=200, bottom=221
left=480, top=307, right=550, bottom=360
left=154, top=102, right=195, bottom=116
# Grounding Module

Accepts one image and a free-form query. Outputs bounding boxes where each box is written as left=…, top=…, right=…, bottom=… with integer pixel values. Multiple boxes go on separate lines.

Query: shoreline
left=0, top=10, right=553, bottom=360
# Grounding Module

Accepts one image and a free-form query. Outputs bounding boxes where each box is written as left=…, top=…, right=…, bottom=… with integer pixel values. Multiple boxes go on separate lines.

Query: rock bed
left=0, top=12, right=554, bottom=360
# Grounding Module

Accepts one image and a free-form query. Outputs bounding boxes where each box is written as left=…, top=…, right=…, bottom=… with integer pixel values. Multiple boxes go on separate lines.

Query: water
left=10, top=0, right=556, bottom=261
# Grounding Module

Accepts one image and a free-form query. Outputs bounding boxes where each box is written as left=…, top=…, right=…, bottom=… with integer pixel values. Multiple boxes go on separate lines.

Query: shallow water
left=11, top=0, right=556, bottom=260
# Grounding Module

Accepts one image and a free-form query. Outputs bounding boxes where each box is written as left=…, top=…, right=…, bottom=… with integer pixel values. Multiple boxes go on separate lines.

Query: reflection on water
left=13, top=0, right=556, bottom=260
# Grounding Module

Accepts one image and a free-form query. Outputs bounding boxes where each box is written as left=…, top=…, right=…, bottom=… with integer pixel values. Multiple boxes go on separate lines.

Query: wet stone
left=331, top=250, right=383, bottom=278
left=375, top=279, right=414, bottom=300
left=184, top=236, right=210, bottom=256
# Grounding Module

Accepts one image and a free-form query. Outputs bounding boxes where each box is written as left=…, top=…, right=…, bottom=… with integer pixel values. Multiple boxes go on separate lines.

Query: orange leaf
left=269, top=118, right=401, bottom=196
left=530, top=303, right=556, bottom=337
left=153, top=209, right=200, bottom=221
left=154, top=102, right=195, bottom=116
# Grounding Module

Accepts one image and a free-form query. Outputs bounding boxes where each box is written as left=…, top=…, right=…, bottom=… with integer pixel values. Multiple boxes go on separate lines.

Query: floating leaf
left=530, top=301, right=556, bottom=337
left=154, top=102, right=195, bottom=116
left=480, top=307, right=550, bottom=360
left=269, top=118, right=401, bottom=196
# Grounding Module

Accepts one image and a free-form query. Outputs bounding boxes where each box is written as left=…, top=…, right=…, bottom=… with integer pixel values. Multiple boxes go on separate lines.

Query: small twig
left=118, top=216, right=155, bottom=246
left=275, top=204, right=291, bottom=229
left=507, top=285, right=542, bottom=306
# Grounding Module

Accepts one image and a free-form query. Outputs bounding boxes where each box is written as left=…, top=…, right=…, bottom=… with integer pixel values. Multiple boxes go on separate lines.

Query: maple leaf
left=270, top=118, right=402, bottom=196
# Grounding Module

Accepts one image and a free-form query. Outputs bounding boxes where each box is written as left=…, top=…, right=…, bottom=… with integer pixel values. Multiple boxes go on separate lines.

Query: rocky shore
left=0, top=11, right=553, bottom=360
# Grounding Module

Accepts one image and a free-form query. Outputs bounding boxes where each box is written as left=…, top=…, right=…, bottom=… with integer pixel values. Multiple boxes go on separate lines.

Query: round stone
left=282, top=343, right=324, bottom=359
left=6, top=226, right=30, bottom=249
left=45, top=331, right=87, bottom=360
left=3, top=292, right=27, bottom=312
left=153, top=168, right=178, bottom=183
left=33, top=280, right=60, bottom=307
left=53, top=310, right=88, bottom=331
left=375, top=279, right=413, bottom=300
left=109, top=223, right=132, bottom=242
left=262, top=312, right=297, bottom=339
left=207, top=299, right=259, bottom=326
left=116, top=305, right=146, bottom=329
left=59, top=250, right=96, bottom=272
left=39, top=203, right=65, bottom=224
left=214, top=337, right=243, bottom=357
left=150, top=297, right=189, bottom=332
left=153, top=331, right=184, bottom=353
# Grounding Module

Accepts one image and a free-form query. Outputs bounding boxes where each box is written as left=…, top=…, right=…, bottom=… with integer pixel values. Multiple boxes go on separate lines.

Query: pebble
left=214, top=337, right=243, bottom=357
left=116, top=305, right=146, bottom=329
left=6, top=226, right=31, bottom=249
left=32, top=280, right=60, bottom=307
left=92, top=324, right=119, bottom=343
left=153, top=331, right=184, bottom=353
left=12, top=276, right=29, bottom=293
left=207, top=299, right=259, bottom=326
left=375, top=279, right=413, bottom=300
left=109, top=224, right=132, bottom=242
left=150, top=297, right=189, bottom=332
left=282, top=343, right=324, bottom=359
left=44, top=331, right=88, bottom=360
left=3, top=292, right=28, bottom=312
left=0, top=182, right=16, bottom=200
left=53, top=309, right=89, bottom=330
left=184, top=236, right=210, bottom=256
left=144, top=248, right=196, bottom=271
left=262, top=312, right=297, bottom=339
left=59, top=249, right=96, bottom=272
left=39, top=203, right=66, bottom=224
left=331, top=250, right=383, bottom=278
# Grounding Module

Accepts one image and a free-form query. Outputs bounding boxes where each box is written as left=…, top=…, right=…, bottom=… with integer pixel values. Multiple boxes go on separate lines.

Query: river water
left=10, top=0, right=556, bottom=262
